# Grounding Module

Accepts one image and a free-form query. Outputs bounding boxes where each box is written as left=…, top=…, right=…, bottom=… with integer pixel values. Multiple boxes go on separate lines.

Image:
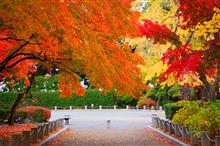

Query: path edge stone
left=147, top=125, right=189, bottom=146
left=37, top=127, right=68, bottom=146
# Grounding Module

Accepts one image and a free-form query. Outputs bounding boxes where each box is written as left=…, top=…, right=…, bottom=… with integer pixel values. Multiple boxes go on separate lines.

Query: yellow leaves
left=140, top=60, right=167, bottom=81
left=195, top=7, right=220, bottom=40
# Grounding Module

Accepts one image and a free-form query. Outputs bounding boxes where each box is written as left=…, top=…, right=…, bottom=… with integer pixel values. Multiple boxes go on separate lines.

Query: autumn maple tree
left=138, top=0, right=220, bottom=101
left=0, top=0, right=146, bottom=125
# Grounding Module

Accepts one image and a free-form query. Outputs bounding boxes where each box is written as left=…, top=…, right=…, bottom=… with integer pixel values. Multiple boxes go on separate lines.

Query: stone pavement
left=49, top=109, right=165, bottom=129
left=49, top=110, right=171, bottom=146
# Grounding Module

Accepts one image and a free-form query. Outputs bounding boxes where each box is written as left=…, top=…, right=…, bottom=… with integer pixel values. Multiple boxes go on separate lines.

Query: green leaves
left=172, top=100, right=220, bottom=135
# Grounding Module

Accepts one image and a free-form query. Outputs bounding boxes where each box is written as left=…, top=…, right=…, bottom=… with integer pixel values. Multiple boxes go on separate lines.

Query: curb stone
left=37, top=127, right=68, bottom=146
left=146, top=125, right=189, bottom=146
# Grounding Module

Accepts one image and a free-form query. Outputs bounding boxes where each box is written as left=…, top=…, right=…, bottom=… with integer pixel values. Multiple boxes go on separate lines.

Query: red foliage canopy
left=139, top=20, right=180, bottom=46
left=160, top=44, right=204, bottom=81
left=178, top=0, right=220, bottom=28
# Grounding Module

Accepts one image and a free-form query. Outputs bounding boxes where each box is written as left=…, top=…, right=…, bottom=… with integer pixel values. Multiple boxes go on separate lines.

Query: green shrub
left=16, top=110, right=28, bottom=121
left=0, top=89, right=115, bottom=108
left=172, top=101, right=200, bottom=125
left=172, top=101, right=220, bottom=136
left=0, top=109, right=9, bottom=122
left=164, top=103, right=179, bottom=120
left=160, top=100, right=173, bottom=107
left=118, top=94, right=137, bottom=107
left=32, top=110, right=44, bottom=122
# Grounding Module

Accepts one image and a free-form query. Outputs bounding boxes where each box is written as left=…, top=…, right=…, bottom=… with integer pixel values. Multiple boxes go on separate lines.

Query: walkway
left=49, top=110, right=172, bottom=146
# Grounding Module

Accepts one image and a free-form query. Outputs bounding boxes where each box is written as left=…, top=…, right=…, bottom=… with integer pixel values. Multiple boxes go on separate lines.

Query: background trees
left=132, top=0, right=220, bottom=101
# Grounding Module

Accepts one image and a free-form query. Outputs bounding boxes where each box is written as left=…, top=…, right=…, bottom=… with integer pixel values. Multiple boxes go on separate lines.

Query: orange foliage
left=0, top=0, right=145, bottom=97
left=0, top=123, right=36, bottom=139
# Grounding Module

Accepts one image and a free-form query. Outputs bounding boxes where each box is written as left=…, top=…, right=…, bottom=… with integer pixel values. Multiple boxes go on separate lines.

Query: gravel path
left=49, top=128, right=174, bottom=146
left=49, top=110, right=170, bottom=146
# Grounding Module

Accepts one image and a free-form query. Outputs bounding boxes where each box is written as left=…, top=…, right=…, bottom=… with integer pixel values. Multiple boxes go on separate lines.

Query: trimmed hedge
left=16, top=106, right=51, bottom=122
left=0, top=89, right=115, bottom=109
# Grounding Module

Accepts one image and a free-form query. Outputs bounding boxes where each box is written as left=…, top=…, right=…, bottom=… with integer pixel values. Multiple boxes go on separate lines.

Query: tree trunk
left=8, top=92, right=25, bottom=125
left=214, top=62, right=220, bottom=100
left=156, top=96, right=161, bottom=110
left=7, top=74, right=35, bottom=125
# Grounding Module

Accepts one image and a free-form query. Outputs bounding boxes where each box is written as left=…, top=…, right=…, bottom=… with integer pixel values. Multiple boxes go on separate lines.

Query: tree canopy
left=0, top=0, right=145, bottom=97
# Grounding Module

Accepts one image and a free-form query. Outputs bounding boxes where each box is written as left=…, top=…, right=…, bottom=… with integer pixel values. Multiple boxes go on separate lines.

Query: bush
left=160, top=100, right=173, bottom=107
left=16, top=110, right=28, bottom=122
left=117, top=94, right=138, bottom=107
left=0, top=109, right=9, bottom=122
left=0, top=89, right=115, bottom=108
left=172, top=101, right=220, bottom=136
left=137, top=97, right=156, bottom=108
left=164, top=102, right=179, bottom=120
left=16, top=106, right=51, bottom=122
left=32, top=110, right=44, bottom=122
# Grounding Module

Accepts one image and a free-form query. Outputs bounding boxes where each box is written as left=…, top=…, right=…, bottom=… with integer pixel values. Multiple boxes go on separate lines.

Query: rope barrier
left=177, top=125, right=184, bottom=135
left=204, top=133, right=215, bottom=142
left=171, top=123, right=175, bottom=129
left=184, top=127, right=190, bottom=135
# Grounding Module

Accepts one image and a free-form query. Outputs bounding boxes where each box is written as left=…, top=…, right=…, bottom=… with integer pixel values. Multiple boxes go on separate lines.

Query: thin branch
left=186, top=30, right=194, bottom=44
left=6, top=55, right=46, bottom=69
left=0, top=33, right=37, bottom=72
left=0, top=38, right=25, bottom=41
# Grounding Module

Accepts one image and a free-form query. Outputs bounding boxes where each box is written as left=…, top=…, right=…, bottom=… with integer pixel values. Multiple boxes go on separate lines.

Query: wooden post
left=60, top=119, right=64, bottom=128
left=44, top=123, right=49, bottom=136
left=152, top=117, right=156, bottom=127
left=23, top=131, right=30, bottom=146
left=190, top=132, right=200, bottom=146
left=201, top=131, right=210, bottom=146
left=38, top=125, right=44, bottom=139
left=0, top=139, right=9, bottom=146
left=159, top=119, right=163, bottom=129
left=160, top=119, right=165, bottom=130
left=54, top=121, right=57, bottom=130
left=49, top=122, right=53, bottom=132
left=57, top=120, right=61, bottom=128
left=168, top=122, right=174, bottom=134
left=174, top=124, right=181, bottom=137
left=215, top=136, right=220, bottom=146
left=106, top=120, right=111, bottom=129
left=12, top=134, right=22, bottom=146
left=182, top=126, right=190, bottom=140
left=155, top=117, right=159, bottom=127
left=164, top=120, right=169, bottom=132
left=31, top=127, right=38, bottom=143
left=151, top=114, right=157, bottom=127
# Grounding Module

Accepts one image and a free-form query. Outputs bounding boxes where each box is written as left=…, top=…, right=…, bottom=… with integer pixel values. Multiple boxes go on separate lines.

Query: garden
left=0, top=0, right=220, bottom=146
